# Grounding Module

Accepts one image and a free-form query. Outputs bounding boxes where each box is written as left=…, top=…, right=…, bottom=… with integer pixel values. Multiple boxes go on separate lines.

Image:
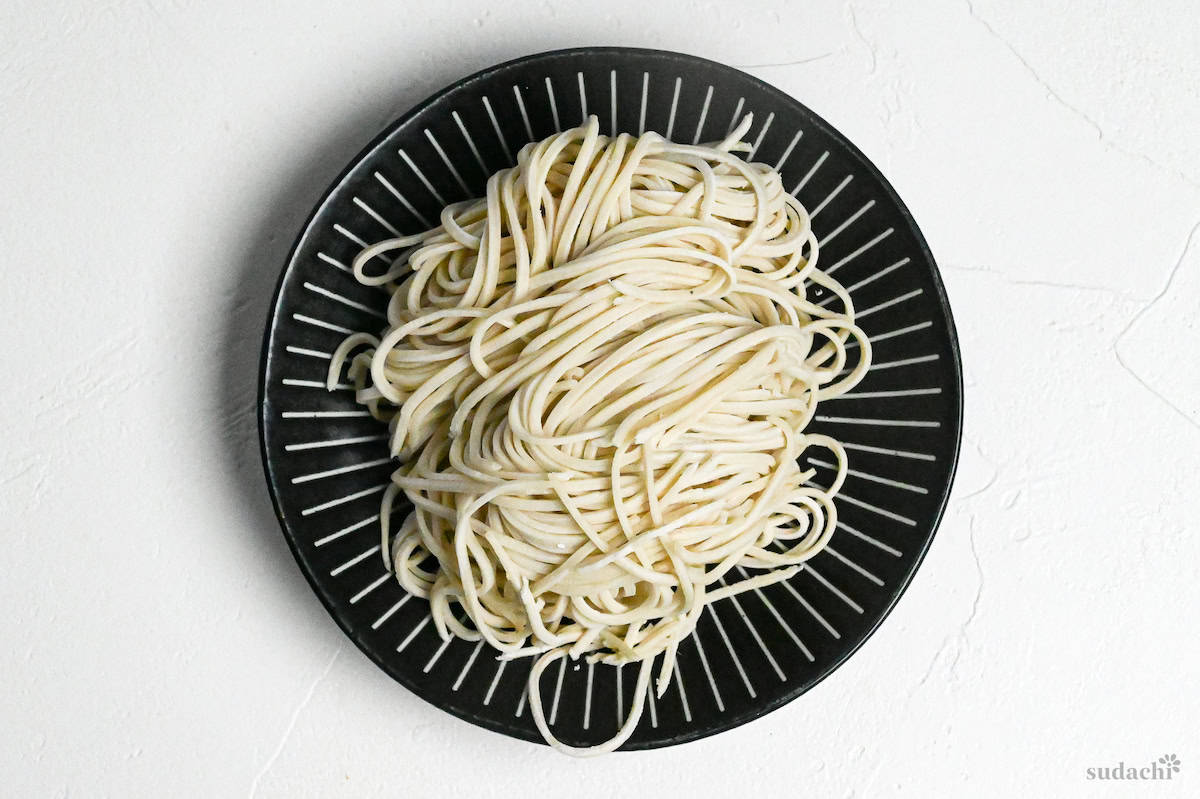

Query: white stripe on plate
left=422, top=634, right=455, bottom=673
left=548, top=656, right=567, bottom=724
left=810, top=174, right=852, bottom=218
left=608, top=70, right=617, bottom=137
left=841, top=441, right=936, bottom=462
left=773, top=129, right=803, bottom=171
left=452, top=110, right=489, bottom=174
left=285, top=433, right=387, bottom=452
left=823, top=546, right=885, bottom=586
left=396, top=615, right=431, bottom=653
left=511, top=86, right=535, bottom=142
left=481, top=96, right=512, bottom=164
left=281, top=379, right=351, bottom=390
left=352, top=196, right=400, bottom=236
left=693, top=85, right=713, bottom=144
left=863, top=353, right=940, bottom=373
left=856, top=288, right=923, bottom=319
left=720, top=582, right=786, bottom=681
left=302, top=282, right=385, bottom=319
left=666, top=77, right=681, bottom=140
left=350, top=573, right=390, bottom=604
left=281, top=410, right=370, bottom=419
left=483, top=659, right=507, bottom=706
left=638, top=72, right=648, bottom=135
left=291, top=313, right=353, bottom=335
left=583, top=661, right=595, bottom=728
left=824, top=229, right=895, bottom=276
left=545, top=77, right=560, bottom=131
left=515, top=680, right=527, bottom=718
left=398, top=149, right=446, bottom=206
left=301, top=483, right=388, bottom=516
left=821, top=200, right=875, bottom=247
left=672, top=660, right=692, bottom=722
left=735, top=566, right=814, bottom=662
left=835, top=490, right=918, bottom=526
left=837, top=520, right=903, bottom=557
left=452, top=641, right=485, bottom=691
left=776, top=574, right=839, bottom=638
left=747, top=111, right=774, bottom=160
left=330, top=544, right=380, bottom=576
left=615, top=664, right=624, bottom=725
left=816, top=415, right=940, bottom=428
left=291, top=457, right=392, bottom=485
left=317, top=252, right=351, bottom=273
left=688, top=631, right=725, bottom=711
left=807, top=457, right=928, bottom=494
left=791, top=151, right=828, bottom=196
left=314, top=513, right=379, bottom=547
left=333, top=223, right=367, bottom=247
left=373, top=171, right=432, bottom=228
left=848, top=320, right=933, bottom=347
left=830, top=387, right=942, bottom=401
left=726, top=97, right=745, bottom=135
left=646, top=671, right=658, bottom=727
left=371, top=594, right=412, bottom=629
left=705, top=604, right=755, bottom=698
left=285, top=346, right=331, bottom=359
left=805, top=565, right=864, bottom=613
left=424, top=128, right=470, bottom=194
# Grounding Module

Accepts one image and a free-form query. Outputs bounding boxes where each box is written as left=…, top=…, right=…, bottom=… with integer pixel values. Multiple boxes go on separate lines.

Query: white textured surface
left=3, top=0, right=1198, bottom=795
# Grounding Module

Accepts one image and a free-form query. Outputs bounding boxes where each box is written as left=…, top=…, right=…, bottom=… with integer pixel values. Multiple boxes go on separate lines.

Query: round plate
left=258, top=47, right=962, bottom=750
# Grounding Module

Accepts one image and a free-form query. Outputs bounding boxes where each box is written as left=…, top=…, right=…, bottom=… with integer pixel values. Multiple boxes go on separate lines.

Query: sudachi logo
left=1087, top=753, right=1181, bottom=781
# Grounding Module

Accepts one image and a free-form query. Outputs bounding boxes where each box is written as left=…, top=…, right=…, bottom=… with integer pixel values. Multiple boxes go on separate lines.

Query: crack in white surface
left=1112, top=218, right=1200, bottom=434
left=248, top=648, right=341, bottom=798
left=941, top=263, right=1137, bottom=300
left=733, top=50, right=842, bottom=69
left=955, top=437, right=999, bottom=502
left=950, top=516, right=985, bottom=678
left=912, top=516, right=985, bottom=692
left=844, top=3, right=878, bottom=75
left=1, top=462, right=36, bottom=488
left=963, top=0, right=1200, bottom=190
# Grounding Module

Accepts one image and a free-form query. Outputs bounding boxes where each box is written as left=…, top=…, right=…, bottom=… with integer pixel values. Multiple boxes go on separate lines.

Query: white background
left=3, top=0, right=1198, bottom=796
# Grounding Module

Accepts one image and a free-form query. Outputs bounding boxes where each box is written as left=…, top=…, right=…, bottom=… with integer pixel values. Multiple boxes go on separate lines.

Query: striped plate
left=258, top=47, right=963, bottom=750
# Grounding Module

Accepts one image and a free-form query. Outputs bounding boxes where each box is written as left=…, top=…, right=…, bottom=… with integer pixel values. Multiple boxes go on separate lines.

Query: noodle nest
left=328, top=114, right=871, bottom=754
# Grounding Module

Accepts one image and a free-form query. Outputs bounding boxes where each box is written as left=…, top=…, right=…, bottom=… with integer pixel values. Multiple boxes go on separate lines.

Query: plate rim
left=257, top=45, right=964, bottom=750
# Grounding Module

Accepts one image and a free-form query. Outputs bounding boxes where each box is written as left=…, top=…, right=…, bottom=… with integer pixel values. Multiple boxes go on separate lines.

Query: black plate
left=258, top=47, right=962, bottom=750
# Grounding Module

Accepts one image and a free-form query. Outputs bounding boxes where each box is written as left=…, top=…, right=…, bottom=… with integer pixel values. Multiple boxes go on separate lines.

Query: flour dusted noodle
left=328, top=115, right=871, bottom=755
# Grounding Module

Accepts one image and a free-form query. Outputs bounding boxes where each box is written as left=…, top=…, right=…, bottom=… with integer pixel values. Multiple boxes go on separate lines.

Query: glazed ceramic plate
left=258, top=47, right=962, bottom=750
